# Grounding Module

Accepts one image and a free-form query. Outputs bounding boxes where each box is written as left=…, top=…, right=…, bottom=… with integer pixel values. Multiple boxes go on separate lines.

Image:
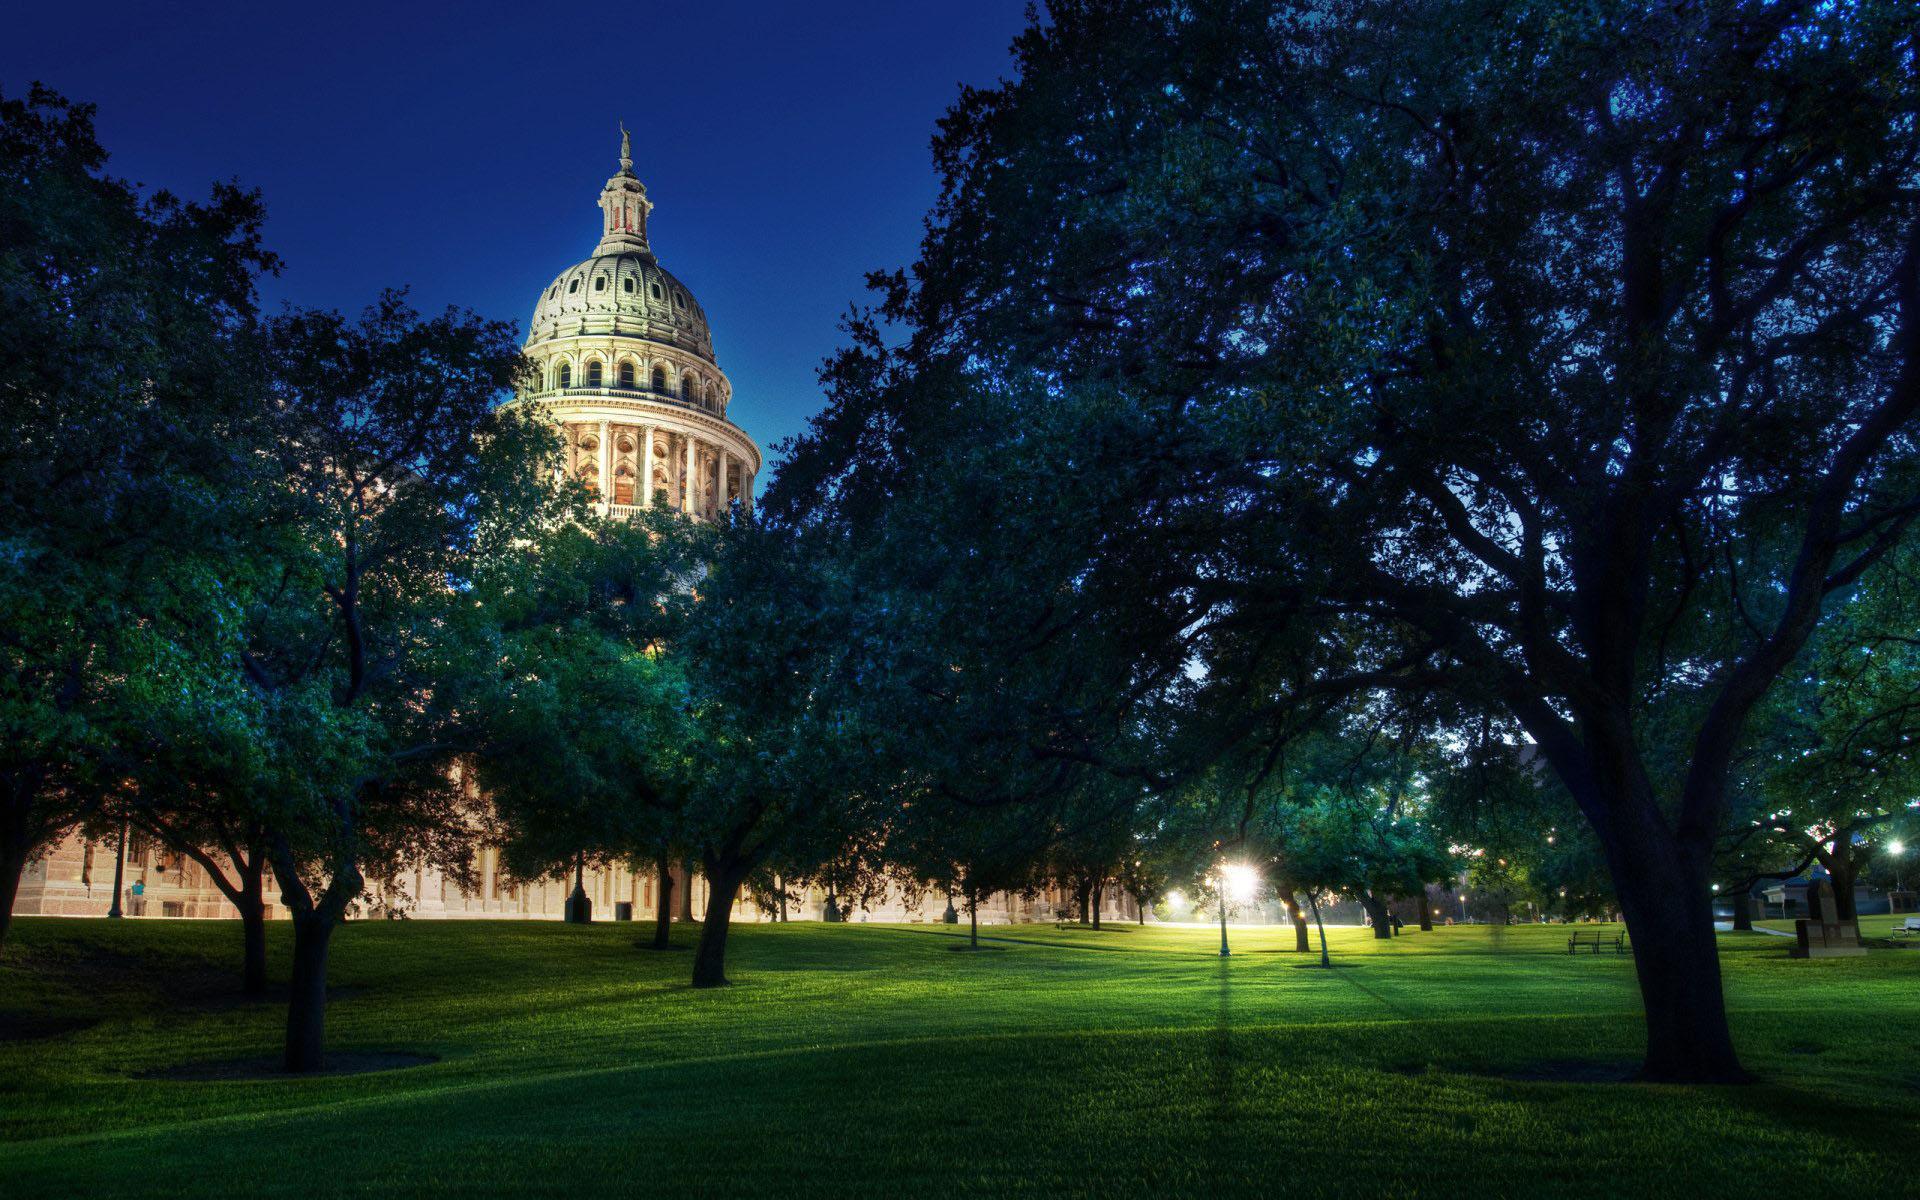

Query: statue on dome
left=619, top=122, right=632, bottom=171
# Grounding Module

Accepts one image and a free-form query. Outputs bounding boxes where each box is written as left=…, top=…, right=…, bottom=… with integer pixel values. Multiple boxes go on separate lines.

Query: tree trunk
left=1826, top=846, right=1860, bottom=922
left=1360, top=892, right=1392, bottom=939
left=284, top=912, right=335, bottom=1072
left=0, top=841, right=27, bottom=953
left=968, top=891, right=979, bottom=949
left=1416, top=891, right=1433, bottom=932
left=1290, top=896, right=1311, bottom=952
left=651, top=852, right=674, bottom=949
left=690, top=864, right=744, bottom=988
left=1730, top=891, right=1754, bottom=932
left=239, top=862, right=269, bottom=996
left=1306, top=891, right=1331, bottom=968
left=679, top=861, right=695, bottom=922
left=268, top=830, right=360, bottom=1076
left=1135, top=892, right=1148, bottom=925
left=1074, top=878, right=1091, bottom=924
left=1597, top=810, right=1747, bottom=1083
left=1090, top=879, right=1103, bottom=930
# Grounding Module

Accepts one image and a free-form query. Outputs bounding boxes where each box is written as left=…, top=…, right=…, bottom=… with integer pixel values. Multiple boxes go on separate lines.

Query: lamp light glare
left=1221, top=863, right=1260, bottom=904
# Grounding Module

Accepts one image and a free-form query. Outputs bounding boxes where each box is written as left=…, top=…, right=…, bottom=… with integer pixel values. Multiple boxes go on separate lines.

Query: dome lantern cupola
left=596, top=123, right=653, bottom=255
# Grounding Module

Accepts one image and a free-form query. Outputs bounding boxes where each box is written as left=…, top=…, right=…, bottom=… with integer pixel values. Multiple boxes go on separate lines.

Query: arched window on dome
left=549, top=286, right=559, bottom=299
left=679, top=373, right=691, bottom=400
left=555, top=362, right=572, bottom=389
left=594, top=276, right=607, bottom=292
left=652, top=365, right=667, bottom=393
left=673, top=290, right=686, bottom=309
left=650, top=282, right=662, bottom=299
left=613, top=463, right=635, bottom=506
left=617, top=361, right=635, bottom=389
left=623, top=277, right=635, bottom=293
left=568, top=278, right=580, bottom=294
left=585, top=360, right=603, bottom=388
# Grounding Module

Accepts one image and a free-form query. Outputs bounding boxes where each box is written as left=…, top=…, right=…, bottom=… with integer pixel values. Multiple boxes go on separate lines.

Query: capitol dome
left=518, top=128, right=760, bottom=521
left=528, top=251, right=715, bottom=362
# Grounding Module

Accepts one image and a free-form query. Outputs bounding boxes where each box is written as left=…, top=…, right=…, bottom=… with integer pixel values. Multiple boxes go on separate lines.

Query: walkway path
left=1714, top=921, right=1792, bottom=937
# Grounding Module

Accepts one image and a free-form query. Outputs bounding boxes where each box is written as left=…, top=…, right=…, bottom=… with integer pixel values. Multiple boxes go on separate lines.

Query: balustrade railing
left=526, top=385, right=729, bottom=421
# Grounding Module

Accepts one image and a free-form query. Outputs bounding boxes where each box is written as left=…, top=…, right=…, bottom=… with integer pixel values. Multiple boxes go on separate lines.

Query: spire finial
left=618, top=122, right=632, bottom=173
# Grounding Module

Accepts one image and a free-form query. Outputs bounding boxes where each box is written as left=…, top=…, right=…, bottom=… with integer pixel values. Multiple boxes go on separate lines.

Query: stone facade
left=13, top=829, right=254, bottom=921
left=13, top=821, right=1135, bottom=927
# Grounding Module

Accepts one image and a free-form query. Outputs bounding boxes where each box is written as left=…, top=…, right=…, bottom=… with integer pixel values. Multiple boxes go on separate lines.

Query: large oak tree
left=778, top=0, right=1920, bottom=1081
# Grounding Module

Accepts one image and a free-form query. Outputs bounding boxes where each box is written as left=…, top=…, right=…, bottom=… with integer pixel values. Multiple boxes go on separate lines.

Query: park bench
left=1567, top=929, right=1628, bottom=955
left=1896, top=918, right=1920, bottom=938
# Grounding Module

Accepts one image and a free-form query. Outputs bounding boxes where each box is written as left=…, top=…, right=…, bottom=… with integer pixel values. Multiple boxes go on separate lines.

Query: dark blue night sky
left=2, top=1, right=1034, bottom=464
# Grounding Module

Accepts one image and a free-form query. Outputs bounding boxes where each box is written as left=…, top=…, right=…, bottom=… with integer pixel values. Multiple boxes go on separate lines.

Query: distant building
left=1759, top=872, right=1878, bottom=918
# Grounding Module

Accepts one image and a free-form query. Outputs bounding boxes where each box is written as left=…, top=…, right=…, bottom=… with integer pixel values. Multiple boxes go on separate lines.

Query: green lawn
left=1, top=916, right=1914, bottom=1198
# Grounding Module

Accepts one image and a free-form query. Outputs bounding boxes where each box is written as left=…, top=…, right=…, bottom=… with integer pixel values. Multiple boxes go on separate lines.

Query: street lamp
left=1216, top=863, right=1260, bottom=956
left=1891, top=840, right=1907, bottom=895
left=107, top=819, right=128, bottom=919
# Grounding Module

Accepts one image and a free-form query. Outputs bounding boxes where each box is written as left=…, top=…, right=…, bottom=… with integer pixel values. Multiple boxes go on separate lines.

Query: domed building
left=7, top=135, right=1117, bottom=930
left=521, top=128, right=759, bottom=519
left=5, top=134, right=767, bottom=929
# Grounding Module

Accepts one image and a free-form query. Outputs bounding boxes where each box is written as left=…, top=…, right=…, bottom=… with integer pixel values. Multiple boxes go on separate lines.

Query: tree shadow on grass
left=137, top=1050, right=438, bottom=1081
left=0, top=1012, right=98, bottom=1042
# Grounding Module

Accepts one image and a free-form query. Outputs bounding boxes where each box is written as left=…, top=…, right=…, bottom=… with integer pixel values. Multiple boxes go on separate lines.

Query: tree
left=1731, top=540, right=1920, bottom=918
left=0, top=85, right=276, bottom=950
left=780, top=0, right=1920, bottom=1081
left=1272, top=797, right=1359, bottom=970
left=673, top=517, right=888, bottom=987
left=1114, top=848, right=1173, bottom=928
left=474, top=511, right=703, bottom=951
left=115, top=691, right=286, bottom=993
left=239, top=295, right=562, bottom=1070
left=1048, top=782, right=1144, bottom=929
left=892, top=783, right=1052, bottom=947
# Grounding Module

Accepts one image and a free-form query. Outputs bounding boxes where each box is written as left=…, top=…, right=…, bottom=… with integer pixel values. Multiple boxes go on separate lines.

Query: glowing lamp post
left=1216, top=863, right=1260, bottom=957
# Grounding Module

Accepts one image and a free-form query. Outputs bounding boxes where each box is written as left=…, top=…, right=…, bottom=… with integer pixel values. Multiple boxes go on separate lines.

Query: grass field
left=1, top=916, right=1914, bottom=1198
